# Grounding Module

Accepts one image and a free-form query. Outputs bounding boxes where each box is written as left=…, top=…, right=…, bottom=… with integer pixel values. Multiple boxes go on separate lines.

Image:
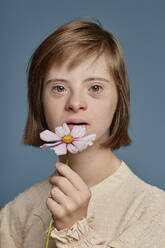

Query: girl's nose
left=65, top=93, right=87, bottom=112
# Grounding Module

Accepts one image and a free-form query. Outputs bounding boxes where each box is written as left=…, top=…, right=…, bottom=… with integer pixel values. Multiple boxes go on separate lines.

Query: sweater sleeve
left=50, top=209, right=165, bottom=248
left=50, top=215, right=105, bottom=248
left=0, top=201, right=24, bottom=248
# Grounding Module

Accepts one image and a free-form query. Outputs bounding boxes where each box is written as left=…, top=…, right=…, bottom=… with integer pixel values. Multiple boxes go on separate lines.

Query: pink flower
left=40, top=123, right=96, bottom=155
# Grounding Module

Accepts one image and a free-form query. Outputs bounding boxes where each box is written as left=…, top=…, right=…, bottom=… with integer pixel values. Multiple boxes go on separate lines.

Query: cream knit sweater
left=0, top=161, right=165, bottom=248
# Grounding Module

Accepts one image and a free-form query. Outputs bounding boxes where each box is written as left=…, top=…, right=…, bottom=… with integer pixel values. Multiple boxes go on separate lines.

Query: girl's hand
left=47, top=162, right=92, bottom=231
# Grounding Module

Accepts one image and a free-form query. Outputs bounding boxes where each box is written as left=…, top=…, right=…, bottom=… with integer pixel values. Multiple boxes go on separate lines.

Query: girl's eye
left=90, top=85, right=103, bottom=93
left=52, top=85, right=66, bottom=93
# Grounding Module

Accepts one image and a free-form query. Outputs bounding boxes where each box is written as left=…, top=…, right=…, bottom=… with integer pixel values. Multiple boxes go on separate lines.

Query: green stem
left=65, top=151, right=70, bottom=166
left=46, top=217, right=54, bottom=248
left=45, top=152, right=70, bottom=247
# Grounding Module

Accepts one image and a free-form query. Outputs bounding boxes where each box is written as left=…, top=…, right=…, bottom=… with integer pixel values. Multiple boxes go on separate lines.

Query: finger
left=46, top=197, right=65, bottom=219
left=55, top=162, right=88, bottom=192
left=50, top=186, right=68, bottom=205
left=50, top=176, right=79, bottom=199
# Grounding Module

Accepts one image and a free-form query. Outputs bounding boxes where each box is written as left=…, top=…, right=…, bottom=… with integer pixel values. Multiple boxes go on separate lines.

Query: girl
left=0, top=19, right=165, bottom=248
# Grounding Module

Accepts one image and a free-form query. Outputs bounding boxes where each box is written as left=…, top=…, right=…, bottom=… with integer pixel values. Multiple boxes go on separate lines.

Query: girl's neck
left=59, top=145, right=121, bottom=188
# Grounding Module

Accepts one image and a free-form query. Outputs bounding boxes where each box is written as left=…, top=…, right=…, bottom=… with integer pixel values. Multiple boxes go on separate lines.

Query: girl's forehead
left=44, top=54, right=115, bottom=88
left=46, top=53, right=110, bottom=77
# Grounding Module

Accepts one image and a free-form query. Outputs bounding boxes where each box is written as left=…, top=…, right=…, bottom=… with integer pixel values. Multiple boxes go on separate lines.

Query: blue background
left=0, top=0, right=165, bottom=209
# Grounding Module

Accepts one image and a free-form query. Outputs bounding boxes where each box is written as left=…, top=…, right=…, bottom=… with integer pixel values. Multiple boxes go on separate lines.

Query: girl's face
left=42, top=54, right=118, bottom=146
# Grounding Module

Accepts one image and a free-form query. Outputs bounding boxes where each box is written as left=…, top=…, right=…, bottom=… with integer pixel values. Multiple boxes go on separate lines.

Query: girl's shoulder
left=0, top=178, right=52, bottom=246
left=0, top=177, right=52, bottom=225
left=124, top=162, right=165, bottom=210
left=13, top=177, right=51, bottom=208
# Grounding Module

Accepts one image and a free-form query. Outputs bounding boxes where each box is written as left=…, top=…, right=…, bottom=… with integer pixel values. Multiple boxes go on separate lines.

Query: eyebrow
left=45, top=77, right=112, bottom=85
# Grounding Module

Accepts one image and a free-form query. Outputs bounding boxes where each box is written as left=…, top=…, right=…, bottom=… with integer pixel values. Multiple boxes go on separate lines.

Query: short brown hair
left=22, top=19, right=131, bottom=150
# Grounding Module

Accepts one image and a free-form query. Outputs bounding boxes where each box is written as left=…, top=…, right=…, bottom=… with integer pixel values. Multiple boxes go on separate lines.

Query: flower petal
left=72, top=140, right=89, bottom=151
left=40, top=130, right=61, bottom=142
left=67, top=143, right=79, bottom=154
left=50, top=143, right=67, bottom=155
left=78, top=134, right=96, bottom=145
left=40, top=142, right=59, bottom=149
left=71, top=125, right=86, bottom=138
left=73, top=134, right=96, bottom=151
left=63, top=123, right=71, bottom=135
left=55, top=126, right=66, bottom=137
left=55, top=123, right=70, bottom=137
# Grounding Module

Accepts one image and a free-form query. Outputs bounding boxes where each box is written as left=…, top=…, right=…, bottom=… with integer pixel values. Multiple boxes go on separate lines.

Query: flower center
left=62, top=135, right=74, bottom=143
